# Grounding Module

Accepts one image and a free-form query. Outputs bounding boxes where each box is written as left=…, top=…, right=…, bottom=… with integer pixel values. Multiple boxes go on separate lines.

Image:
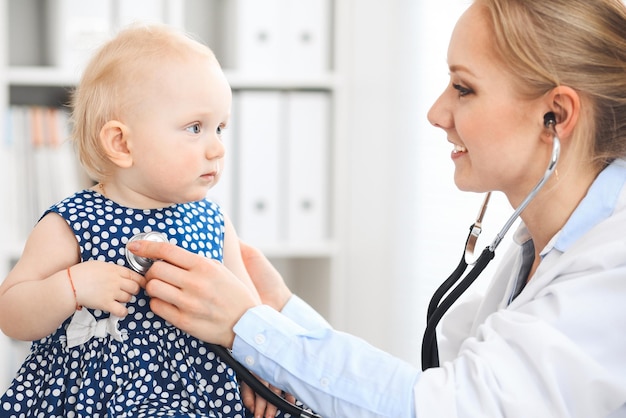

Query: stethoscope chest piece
left=123, top=230, right=321, bottom=417
left=125, top=231, right=168, bottom=274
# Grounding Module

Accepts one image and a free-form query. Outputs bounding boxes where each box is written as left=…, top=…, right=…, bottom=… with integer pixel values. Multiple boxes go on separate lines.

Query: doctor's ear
left=100, top=120, right=133, bottom=168
left=544, top=86, right=581, bottom=141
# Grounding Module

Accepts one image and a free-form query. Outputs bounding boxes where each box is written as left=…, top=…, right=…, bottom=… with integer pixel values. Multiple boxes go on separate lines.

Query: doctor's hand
left=239, top=241, right=293, bottom=312
left=127, top=240, right=260, bottom=348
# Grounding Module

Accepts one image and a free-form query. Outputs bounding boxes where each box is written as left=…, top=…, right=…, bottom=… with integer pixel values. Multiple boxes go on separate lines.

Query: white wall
left=337, top=0, right=516, bottom=365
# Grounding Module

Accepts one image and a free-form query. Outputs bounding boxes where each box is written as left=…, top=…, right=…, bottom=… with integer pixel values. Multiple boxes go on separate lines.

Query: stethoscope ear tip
left=544, top=112, right=557, bottom=128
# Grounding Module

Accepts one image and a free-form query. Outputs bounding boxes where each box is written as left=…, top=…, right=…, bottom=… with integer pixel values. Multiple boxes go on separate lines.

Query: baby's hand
left=68, top=261, right=146, bottom=317
left=241, top=377, right=297, bottom=418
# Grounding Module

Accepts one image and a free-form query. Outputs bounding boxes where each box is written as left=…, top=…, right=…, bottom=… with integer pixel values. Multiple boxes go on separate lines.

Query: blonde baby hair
left=70, top=24, right=218, bottom=182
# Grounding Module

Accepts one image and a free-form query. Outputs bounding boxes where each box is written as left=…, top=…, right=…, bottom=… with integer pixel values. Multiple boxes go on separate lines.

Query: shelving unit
left=0, top=0, right=343, bottom=392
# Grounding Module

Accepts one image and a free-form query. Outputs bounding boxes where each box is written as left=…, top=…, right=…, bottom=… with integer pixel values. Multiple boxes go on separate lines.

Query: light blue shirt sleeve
left=279, top=294, right=333, bottom=330
left=231, top=296, right=420, bottom=418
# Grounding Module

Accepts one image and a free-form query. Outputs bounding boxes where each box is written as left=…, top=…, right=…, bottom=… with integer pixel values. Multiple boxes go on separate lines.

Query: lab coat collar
left=513, top=159, right=626, bottom=257
left=551, top=159, right=626, bottom=253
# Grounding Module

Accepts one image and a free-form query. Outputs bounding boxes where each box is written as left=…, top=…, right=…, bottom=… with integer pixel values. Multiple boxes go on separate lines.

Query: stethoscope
left=126, top=232, right=322, bottom=417
left=421, top=112, right=561, bottom=370
left=122, top=113, right=559, bottom=413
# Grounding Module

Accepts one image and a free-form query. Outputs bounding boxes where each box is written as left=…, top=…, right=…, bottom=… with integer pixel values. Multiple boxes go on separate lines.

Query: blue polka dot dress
left=1, top=189, right=271, bottom=417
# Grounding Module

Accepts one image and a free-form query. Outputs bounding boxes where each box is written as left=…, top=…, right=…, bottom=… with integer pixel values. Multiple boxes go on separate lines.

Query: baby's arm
left=221, top=214, right=260, bottom=303
left=0, top=213, right=145, bottom=341
left=0, top=213, right=80, bottom=340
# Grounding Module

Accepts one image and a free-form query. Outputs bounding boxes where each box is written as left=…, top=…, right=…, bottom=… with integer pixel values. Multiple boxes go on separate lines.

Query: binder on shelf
left=45, top=0, right=114, bottom=72
left=1, top=108, right=19, bottom=246
left=225, top=0, right=331, bottom=75
left=32, top=107, right=56, bottom=219
left=38, top=109, right=81, bottom=213
left=236, top=91, right=282, bottom=245
left=226, top=0, right=283, bottom=74
left=284, top=0, right=331, bottom=74
left=10, top=106, right=36, bottom=242
left=6, top=106, right=82, bottom=243
left=285, top=92, right=330, bottom=243
left=162, top=0, right=185, bottom=29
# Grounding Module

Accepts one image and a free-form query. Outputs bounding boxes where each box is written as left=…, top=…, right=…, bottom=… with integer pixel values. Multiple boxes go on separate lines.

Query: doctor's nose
left=427, top=91, right=452, bottom=130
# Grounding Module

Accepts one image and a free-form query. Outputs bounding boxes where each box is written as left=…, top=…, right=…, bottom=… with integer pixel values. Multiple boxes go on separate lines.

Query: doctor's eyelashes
left=452, top=83, right=473, bottom=97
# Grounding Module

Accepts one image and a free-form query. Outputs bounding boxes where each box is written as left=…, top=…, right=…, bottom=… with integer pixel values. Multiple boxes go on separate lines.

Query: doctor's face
left=427, top=3, right=547, bottom=202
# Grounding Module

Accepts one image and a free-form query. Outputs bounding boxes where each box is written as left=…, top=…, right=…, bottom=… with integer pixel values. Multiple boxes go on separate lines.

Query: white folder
left=45, top=0, right=113, bottom=72
left=51, top=109, right=82, bottom=203
left=226, top=0, right=331, bottom=75
left=228, top=0, right=283, bottom=74
left=285, top=92, right=330, bottom=243
left=284, top=0, right=331, bottom=74
left=2, top=108, right=19, bottom=246
left=12, top=106, right=36, bottom=242
left=236, top=91, right=283, bottom=244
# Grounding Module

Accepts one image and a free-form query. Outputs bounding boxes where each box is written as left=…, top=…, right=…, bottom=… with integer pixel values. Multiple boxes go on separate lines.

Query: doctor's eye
left=185, top=123, right=202, bottom=134
left=453, top=83, right=473, bottom=97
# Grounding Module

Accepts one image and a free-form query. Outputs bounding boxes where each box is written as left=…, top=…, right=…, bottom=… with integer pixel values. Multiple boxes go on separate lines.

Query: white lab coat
left=415, top=182, right=626, bottom=416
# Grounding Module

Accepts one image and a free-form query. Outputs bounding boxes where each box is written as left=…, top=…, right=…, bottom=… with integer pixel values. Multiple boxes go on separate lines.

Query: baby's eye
left=452, top=83, right=473, bottom=97
left=186, top=123, right=202, bottom=134
left=217, top=124, right=228, bottom=137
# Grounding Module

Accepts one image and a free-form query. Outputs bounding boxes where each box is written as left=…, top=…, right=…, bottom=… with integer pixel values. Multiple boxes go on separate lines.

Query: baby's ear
left=100, top=120, right=133, bottom=168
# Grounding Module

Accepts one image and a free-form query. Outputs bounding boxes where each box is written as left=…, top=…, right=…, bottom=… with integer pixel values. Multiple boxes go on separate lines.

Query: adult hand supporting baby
left=238, top=241, right=293, bottom=312
left=127, top=240, right=259, bottom=348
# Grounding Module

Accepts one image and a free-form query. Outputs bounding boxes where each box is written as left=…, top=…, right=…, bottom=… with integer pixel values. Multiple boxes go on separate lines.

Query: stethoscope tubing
left=422, top=130, right=560, bottom=370
left=211, top=344, right=322, bottom=418
left=422, top=246, right=495, bottom=369
left=488, top=137, right=560, bottom=253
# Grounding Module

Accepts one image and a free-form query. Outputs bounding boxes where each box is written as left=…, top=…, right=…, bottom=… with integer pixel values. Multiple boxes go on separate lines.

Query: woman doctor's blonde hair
left=70, top=24, right=218, bottom=183
left=475, top=0, right=626, bottom=169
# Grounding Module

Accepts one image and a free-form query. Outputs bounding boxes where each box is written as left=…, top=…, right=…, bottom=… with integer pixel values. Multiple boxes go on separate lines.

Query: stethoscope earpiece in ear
left=544, top=112, right=557, bottom=129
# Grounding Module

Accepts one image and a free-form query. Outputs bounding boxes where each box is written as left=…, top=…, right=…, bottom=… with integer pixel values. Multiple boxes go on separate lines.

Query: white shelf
left=226, top=71, right=339, bottom=90
left=7, top=66, right=339, bottom=90
left=7, top=66, right=80, bottom=86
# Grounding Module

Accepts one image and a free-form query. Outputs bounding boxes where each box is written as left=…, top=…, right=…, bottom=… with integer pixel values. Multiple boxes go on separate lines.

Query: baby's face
left=120, top=54, right=232, bottom=207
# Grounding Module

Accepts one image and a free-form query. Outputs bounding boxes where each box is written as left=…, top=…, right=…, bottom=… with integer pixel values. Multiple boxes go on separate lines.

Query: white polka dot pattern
left=0, top=190, right=284, bottom=417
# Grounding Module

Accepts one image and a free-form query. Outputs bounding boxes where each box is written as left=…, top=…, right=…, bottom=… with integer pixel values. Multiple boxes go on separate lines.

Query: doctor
left=129, top=0, right=626, bottom=416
